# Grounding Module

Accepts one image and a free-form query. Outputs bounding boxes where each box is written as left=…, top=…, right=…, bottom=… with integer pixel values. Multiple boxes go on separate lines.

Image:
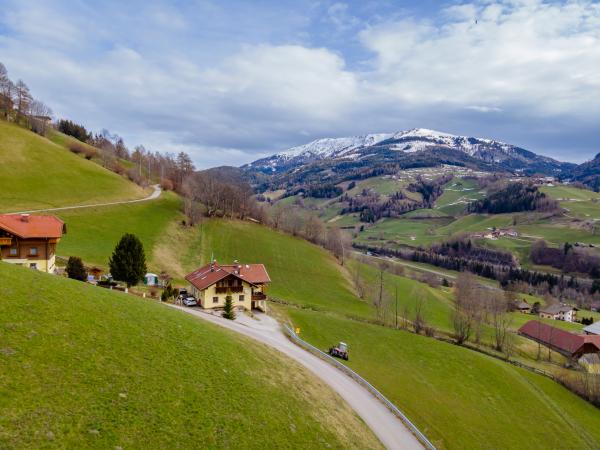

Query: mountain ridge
left=246, top=128, right=573, bottom=176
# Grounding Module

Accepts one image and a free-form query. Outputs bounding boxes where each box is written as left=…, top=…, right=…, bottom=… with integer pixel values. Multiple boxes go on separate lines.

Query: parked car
left=182, top=296, right=197, bottom=307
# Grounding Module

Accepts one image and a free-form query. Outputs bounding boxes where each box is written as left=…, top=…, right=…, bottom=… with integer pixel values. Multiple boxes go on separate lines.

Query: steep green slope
left=0, top=121, right=146, bottom=212
left=199, top=219, right=373, bottom=318
left=57, top=192, right=183, bottom=268
left=289, top=309, right=600, bottom=450
left=197, top=220, right=600, bottom=449
left=0, top=263, right=381, bottom=449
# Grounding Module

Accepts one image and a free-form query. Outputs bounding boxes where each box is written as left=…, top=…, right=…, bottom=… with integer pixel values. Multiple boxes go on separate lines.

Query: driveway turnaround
left=167, top=304, right=424, bottom=450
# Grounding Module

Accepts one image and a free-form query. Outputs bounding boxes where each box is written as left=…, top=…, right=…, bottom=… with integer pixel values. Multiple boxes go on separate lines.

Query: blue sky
left=1, top=0, right=599, bottom=167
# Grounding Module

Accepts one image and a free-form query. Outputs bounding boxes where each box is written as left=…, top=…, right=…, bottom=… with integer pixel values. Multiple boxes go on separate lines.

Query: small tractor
left=328, top=342, right=349, bottom=361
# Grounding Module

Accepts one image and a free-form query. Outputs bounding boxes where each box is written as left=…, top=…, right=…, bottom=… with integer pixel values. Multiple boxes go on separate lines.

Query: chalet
left=518, top=321, right=600, bottom=360
left=539, top=304, right=578, bottom=322
left=515, top=301, right=532, bottom=314
left=0, top=214, right=65, bottom=273
left=185, top=261, right=270, bottom=312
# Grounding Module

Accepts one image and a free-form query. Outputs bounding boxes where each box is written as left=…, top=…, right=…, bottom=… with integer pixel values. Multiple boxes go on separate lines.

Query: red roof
left=185, top=262, right=270, bottom=291
left=519, top=321, right=600, bottom=356
left=0, top=214, right=65, bottom=239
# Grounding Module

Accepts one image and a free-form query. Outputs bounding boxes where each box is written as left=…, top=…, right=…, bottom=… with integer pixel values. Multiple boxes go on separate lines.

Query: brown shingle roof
left=539, top=304, right=578, bottom=315
left=185, top=262, right=270, bottom=291
left=518, top=321, right=600, bottom=356
left=0, top=214, right=65, bottom=239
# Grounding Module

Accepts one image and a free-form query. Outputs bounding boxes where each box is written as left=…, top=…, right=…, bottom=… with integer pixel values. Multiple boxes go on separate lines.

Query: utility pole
left=395, top=286, right=398, bottom=329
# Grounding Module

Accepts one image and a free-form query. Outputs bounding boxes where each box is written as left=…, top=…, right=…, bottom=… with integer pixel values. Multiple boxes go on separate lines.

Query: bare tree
left=413, top=288, right=427, bottom=334
left=490, top=290, right=513, bottom=353
left=375, top=260, right=390, bottom=320
left=452, top=272, right=480, bottom=344
left=0, top=63, right=14, bottom=119
left=29, top=100, right=52, bottom=135
left=14, top=79, right=32, bottom=119
left=304, top=214, right=325, bottom=244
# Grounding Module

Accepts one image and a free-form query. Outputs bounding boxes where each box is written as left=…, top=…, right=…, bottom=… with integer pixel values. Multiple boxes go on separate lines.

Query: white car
left=182, top=296, right=197, bottom=307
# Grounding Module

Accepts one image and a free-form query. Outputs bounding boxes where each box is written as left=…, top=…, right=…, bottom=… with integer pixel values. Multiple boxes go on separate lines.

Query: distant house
left=539, top=304, right=578, bottom=322
left=591, top=301, right=600, bottom=313
left=185, top=261, right=270, bottom=311
left=516, top=301, right=532, bottom=314
left=583, top=321, right=600, bottom=336
left=0, top=214, right=65, bottom=273
left=518, top=321, right=600, bottom=360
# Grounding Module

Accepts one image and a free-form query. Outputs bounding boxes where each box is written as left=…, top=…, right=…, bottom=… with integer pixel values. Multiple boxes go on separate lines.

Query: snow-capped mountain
left=246, top=128, right=568, bottom=174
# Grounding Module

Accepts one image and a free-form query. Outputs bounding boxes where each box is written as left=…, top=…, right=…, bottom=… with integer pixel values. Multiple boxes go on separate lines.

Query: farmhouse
left=539, top=304, right=578, bottom=322
left=518, top=321, right=600, bottom=360
left=0, top=214, right=65, bottom=273
left=185, top=261, right=270, bottom=311
left=515, top=301, right=532, bottom=314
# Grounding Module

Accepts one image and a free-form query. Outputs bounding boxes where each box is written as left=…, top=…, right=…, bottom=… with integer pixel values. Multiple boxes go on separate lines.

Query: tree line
left=530, top=240, right=600, bottom=278
left=0, top=62, right=53, bottom=135
left=468, top=182, right=558, bottom=214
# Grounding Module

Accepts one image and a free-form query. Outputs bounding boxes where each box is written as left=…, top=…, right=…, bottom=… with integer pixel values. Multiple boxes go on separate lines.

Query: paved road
left=9, top=184, right=162, bottom=214
left=166, top=304, right=424, bottom=450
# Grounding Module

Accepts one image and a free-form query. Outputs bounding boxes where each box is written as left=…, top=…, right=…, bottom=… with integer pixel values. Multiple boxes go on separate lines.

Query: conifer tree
left=66, top=256, right=87, bottom=281
left=222, top=295, right=236, bottom=320
left=109, top=233, right=147, bottom=287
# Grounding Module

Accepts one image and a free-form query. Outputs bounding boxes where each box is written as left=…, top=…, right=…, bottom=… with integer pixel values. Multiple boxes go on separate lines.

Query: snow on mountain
left=279, top=133, right=393, bottom=159
left=247, top=128, right=564, bottom=172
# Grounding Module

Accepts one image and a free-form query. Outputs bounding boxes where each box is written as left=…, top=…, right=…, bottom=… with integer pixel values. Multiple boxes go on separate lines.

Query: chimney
left=20, top=214, right=30, bottom=222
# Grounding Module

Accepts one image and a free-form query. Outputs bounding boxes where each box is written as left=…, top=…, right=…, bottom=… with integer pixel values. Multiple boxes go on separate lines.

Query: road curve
left=166, top=304, right=424, bottom=450
left=8, top=184, right=162, bottom=214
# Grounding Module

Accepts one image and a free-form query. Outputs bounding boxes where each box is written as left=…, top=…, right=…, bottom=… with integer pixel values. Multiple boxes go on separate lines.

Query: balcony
left=0, top=237, right=12, bottom=246
left=215, top=286, right=243, bottom=294
left=252, top=293, right=267, bottom=301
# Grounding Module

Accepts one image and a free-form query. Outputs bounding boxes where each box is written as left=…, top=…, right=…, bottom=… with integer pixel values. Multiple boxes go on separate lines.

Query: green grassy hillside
left=0, top=262, right=381, bottom=449
left=57, top=192, right=183, bottom=268
left=200, top=220, right=600, bottom=449
left=0, top=121, right=146, bottom=212
left=289, top=309, right=600, bottom=450
left=199, top=219, right=373, bottom=318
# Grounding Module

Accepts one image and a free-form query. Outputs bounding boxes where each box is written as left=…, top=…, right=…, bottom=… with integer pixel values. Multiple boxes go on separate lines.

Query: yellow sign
left=295, top=327, right=301, bottom=335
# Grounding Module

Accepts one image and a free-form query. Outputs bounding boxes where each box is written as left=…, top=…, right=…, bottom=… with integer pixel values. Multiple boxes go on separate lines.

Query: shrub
left=83, top=147, right=97, bottom=160
left=68, top=142, right=86, bottom=154
left=66, top=256, right=87, bottom=281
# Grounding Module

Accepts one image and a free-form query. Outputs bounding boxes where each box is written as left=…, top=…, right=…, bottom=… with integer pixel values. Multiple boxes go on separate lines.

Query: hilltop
left=0, top=122, right=147, bottom=213
left=0, top=262, right=381, bottom=449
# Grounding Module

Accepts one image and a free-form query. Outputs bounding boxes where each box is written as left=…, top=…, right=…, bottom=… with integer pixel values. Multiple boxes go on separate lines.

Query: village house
left=0, top=214, right=65, bottom=273
left=519, top=321, right=600, bottom=361
left=539, top=304, right=578, bottom=322
left=515, top=301, right=532, bottom=314
left=185, top=261, right=270, bottom=312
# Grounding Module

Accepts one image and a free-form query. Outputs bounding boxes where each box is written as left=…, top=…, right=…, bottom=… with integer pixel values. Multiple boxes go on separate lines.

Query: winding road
left=9, top=184, right=162, bottom=214
left=166, top=304, right=425, bottom=450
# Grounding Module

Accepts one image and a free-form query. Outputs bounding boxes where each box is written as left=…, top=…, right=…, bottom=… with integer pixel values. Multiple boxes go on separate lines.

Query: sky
left=0, top=0, right=599, bottom=167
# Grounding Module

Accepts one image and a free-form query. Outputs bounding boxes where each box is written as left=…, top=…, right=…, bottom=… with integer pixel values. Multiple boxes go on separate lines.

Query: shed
left=144, top=273, right=159, bottom=286
left=583, top=321, right=600, bottom=336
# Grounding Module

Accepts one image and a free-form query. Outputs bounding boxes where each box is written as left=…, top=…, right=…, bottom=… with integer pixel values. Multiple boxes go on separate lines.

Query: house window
left=9, top=247, right=17, bottom=256
left=29, top=263, right=37, bottom=270
left=29, top=247, right=38, bottom=256
left=213, top=297, right=219, bottom=303
left=239, top=295, right=245, bottom=302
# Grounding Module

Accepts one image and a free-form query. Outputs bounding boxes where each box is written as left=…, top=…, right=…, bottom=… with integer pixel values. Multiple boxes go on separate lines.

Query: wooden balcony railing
left=215, top=286, right=243, bottom=294
left=252, top=293, right=267, bottom=301
left=0, top=237, right=12, bottom=246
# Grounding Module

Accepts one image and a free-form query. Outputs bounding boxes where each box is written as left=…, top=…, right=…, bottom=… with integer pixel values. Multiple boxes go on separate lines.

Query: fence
left=283, top=324, right=436, bottom=450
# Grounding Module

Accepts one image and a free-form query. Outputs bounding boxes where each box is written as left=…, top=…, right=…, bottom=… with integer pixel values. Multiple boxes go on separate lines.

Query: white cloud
left=0, top=0, right=599, bottom=166
left=359, top=0, right=600, bottom=119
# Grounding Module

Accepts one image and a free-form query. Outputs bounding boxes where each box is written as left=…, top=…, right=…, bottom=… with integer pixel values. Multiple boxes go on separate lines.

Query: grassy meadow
left=287, top=309, right=600, bottom=450
left=56, top=191, right=183, bottom=268
left=0, top=121, right=146, bottom=212
left=0, top=262, right=382, bottom=450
